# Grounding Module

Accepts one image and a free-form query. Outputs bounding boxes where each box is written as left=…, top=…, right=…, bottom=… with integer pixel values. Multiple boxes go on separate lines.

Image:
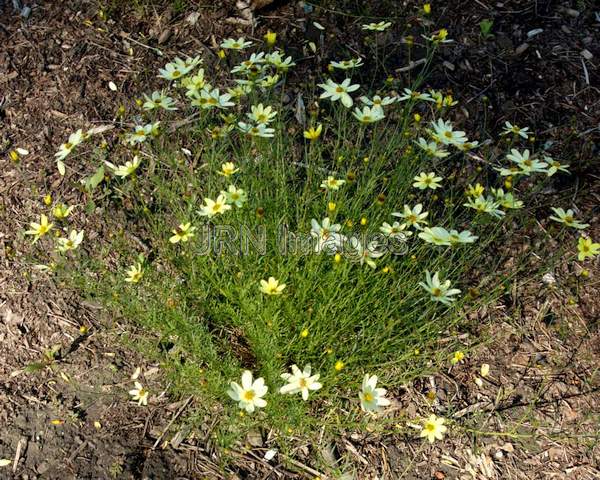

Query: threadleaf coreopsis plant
left=19, top=18, right=590, bottom=444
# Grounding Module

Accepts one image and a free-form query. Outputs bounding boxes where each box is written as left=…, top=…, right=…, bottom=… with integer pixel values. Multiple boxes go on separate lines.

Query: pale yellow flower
left=279, top=364, right=322, bottom=400
left=320, top=176, right=345, bottom=191
left=25, top=214, right=54, bottom=242
left=264, top=31, right=277, bottom=46
left=105, top=156, right=141, bottom=178
left=413, top=172, right=443, bottom=190
left=359, top=374, right=390, bottom=413
left=169, top=223, right=196, bottom=243
left=577, top=236, right=599, bottom=261
left=420, top=414, right=447, bottom=443
left=128, top=382, right=149, bottom=406
left=125, top=263, right=143, bottom=283
left=52, top=204, right=75, bottom=220
left=56, top=230, right=84, bottom=253
left=303, top=124, right=323, bottom=141
left=450, top=350, right=465, bottom=365
left=219, top=162, right=239, bottom=177
left=260, top=277, right=286, bottom=295
left=199, top=194, right=232, bottom=217
left=227, top=370, right=268, bottom=413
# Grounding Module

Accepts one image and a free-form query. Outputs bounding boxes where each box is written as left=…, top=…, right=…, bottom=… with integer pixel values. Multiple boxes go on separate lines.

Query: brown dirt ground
left=1, top=0, right=599, bottom=478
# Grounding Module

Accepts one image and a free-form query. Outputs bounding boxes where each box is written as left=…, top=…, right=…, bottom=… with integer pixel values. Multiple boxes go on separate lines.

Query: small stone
left=500, top=442, right=514, bottom=453
left=515, top=43, right=529, bottom=55
left=169, top=428, right=188, bottom=449
left=264, top=449, right=277, bottom=461
left=158, top=29, right=172, bottom=44
left=37, top=462, right=50, bottom=475
left=443, top=61, right=455, bottom=71
left=542, top=272, right=556, bottom=285
left=185, top=12, right=201, bottom=25
left=246, top=430, right=263, bottom=447
left=581, top=49, right=593, bottom=60
left=527, top=28, right=543, bottom=38
left=563, top=7, right=580, bottom=17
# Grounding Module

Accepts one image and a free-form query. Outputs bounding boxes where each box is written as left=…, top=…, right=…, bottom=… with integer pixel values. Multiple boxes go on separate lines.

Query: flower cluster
left=24, top=205, right=83, bottom=264
left=227, top=369, right=393, bottom=415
